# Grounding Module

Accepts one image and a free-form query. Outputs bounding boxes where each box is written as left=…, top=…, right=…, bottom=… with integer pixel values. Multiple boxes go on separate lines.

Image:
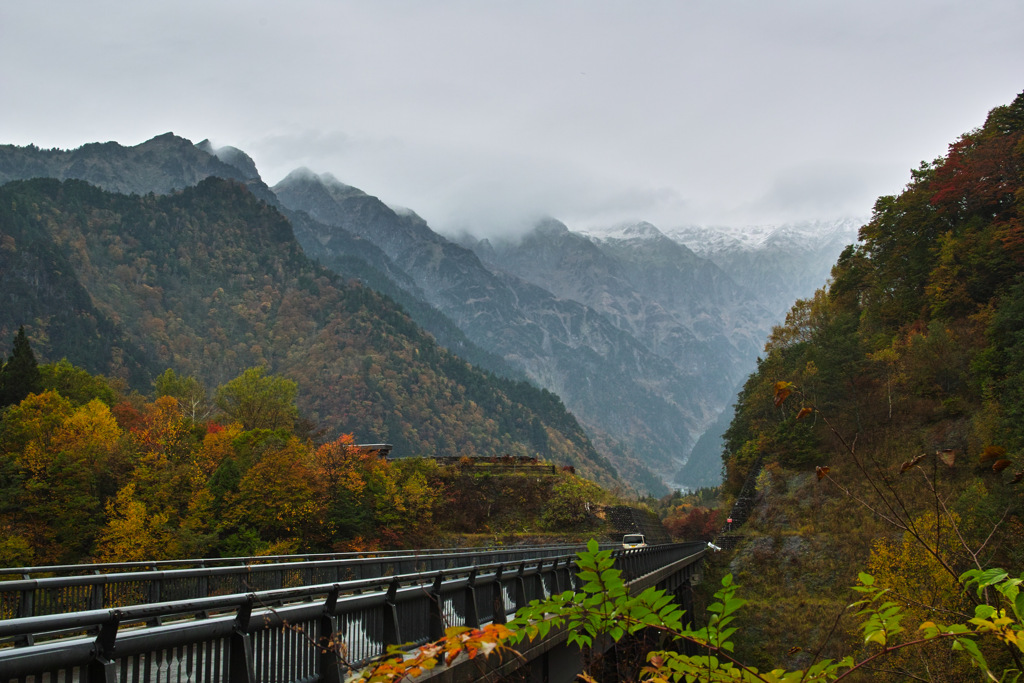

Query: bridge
left=0, top=542, right=706, bottom=683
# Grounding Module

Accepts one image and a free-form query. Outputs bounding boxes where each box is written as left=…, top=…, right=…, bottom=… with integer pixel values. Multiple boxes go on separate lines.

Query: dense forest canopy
left=0, top=347, right=618, bottom=565
left=725, top=90, right=1024, bottom=486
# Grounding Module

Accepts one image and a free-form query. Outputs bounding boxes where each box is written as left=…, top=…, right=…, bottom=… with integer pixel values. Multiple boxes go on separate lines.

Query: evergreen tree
left=0, top=326, right=41, bottom=408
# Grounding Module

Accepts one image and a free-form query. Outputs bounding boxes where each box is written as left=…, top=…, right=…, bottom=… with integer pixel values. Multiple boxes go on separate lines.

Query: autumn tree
left=541, top=474, right=604, bottom=532
left=664, top=505, right=722, bottom=541
left=214, top=367, right=298, bottom=431
left=220, top=434, right=323, bottom=554
left=96, top=482, right=176, bottom=562
left=38, top=358, right=118, bottom=407
left=311, top=435, right=372, bottom=541
left=153, top=368, right=211, bottom=421
left=0, top=392, right=123, bottom=563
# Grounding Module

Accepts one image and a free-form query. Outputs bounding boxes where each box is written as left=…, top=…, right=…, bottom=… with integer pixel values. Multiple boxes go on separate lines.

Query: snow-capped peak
left=666, top=218, right=863, bottom=256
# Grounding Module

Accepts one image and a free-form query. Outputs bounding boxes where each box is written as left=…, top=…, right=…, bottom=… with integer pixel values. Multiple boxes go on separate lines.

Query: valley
left=0, top=138, right=855, bottom=491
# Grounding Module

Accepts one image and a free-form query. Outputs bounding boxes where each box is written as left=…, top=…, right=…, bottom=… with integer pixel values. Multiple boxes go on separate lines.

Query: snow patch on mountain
left=666, top=218, right=863, bottom=256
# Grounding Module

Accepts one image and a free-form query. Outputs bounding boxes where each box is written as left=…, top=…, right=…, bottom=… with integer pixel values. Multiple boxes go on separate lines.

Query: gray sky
left=3, top=0, right=1022, bottom=235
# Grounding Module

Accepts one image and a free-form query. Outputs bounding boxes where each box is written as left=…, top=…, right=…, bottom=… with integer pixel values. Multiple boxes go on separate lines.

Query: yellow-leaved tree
left=96, top=482, right=176, bottom=562
left=866, top=511, right=976, bottom=681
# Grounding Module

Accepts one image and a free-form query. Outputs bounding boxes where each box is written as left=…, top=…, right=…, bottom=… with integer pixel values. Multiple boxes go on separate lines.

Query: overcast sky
left=2, top=1, right=1022, bottom=235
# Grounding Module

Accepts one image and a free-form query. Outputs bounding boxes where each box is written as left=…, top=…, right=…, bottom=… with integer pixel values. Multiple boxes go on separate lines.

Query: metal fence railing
left=0, top=544, right=618, bottom=622
left=0, top=542, right=705, bottom=683
left=0, top=544, right=609, bottom=581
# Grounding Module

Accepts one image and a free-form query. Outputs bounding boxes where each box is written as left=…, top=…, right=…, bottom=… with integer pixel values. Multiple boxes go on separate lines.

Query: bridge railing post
left=147, top=566, right=162, bottom=603
left=229, top=596, right=256, bottom=683
left=197, top=570, right=208, bottom=600
left=532, top=560, right=546, bottom=601
left=87, top=611, right=120, bottom=683
left=17, top=572, right=36, bottom=647
left=514, top=563, right=527, bottom=613
left=146, top=568, right=164, bottom=626
left=491, top=567, right=506, bottom=624
left=428, top=571, right=445, bottom=641
left=554, top=558, right=570, bottom=594
left=382, top=578, right=401, bottom=646
left=464, top=568, right=480, bottom=628
left=319, top=586, right=343, bottom=683
left=89, top=569, right=104, bottom=611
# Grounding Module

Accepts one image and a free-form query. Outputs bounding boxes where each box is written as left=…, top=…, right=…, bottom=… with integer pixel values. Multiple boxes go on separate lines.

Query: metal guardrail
left=0, top=545, right=587, bottom=580
left=0, top=542, right=705, bottom=683
left=0, top=545, right=616, bottom=622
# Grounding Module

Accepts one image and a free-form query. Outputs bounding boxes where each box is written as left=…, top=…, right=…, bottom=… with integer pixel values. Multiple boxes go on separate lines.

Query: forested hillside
left=274, top=170, right=702, bottom=491
left=0, top=352, right=616, bottom=565
left=0, top=177, right=618, bottom=487
left=718, top=91, right=1024, bottom=677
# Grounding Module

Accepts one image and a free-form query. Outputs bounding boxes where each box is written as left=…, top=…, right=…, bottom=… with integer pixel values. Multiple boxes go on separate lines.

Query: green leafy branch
left=352, top=542, right=1024, bottom=681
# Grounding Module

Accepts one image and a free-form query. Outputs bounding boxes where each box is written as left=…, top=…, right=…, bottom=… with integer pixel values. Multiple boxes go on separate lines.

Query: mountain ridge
left=0, top=133, right=860, bottom=491
left=0, top=175, right=621, bottom=487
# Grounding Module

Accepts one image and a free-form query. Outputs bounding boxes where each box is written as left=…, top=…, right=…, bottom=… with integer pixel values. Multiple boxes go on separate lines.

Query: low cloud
left=725, top=160, right=904, bottom=226
left=15, top=0, right=1011, bottom=241
left=246, top=128, right=694, bottom=238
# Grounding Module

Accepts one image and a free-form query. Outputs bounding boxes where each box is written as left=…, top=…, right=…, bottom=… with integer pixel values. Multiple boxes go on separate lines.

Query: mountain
left=461, top=219, right=799, bottom=488
left=0, top=135, right=672, bottom=490
left=666, top=219, right=861, bottom=322
left=0, top=133, right=275, bottom=204
left=0, top=176, right=620, bottom=486
left=584, top=222, right=774, bottom=361
left=274, top=170, right=703, bottom=491
left=0, top=133, right=855, bottom=493
left=465, top=220, right=739, bottom=387
left=1, top=136, right=522, bottom=385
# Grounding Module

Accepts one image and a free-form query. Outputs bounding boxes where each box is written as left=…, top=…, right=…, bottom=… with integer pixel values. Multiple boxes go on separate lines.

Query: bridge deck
left=0, top=543, right=705, bottom=683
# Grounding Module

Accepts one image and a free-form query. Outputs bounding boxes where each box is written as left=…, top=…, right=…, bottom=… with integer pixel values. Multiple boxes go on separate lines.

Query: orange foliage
left=663, top=506, right=721, bottom=542
left=357, top=624, right=514, bottom=682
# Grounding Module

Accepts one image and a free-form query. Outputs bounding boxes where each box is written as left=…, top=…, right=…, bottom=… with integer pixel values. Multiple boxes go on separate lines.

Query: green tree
left=38, top=359, right=118, bottom=407
left=0, top=326, right=42, bottom=408
left=154, top=368, right=211, bottom=421
left=541, top=474, right=604, bottom=531
left=214, top=367, right=298, bottom=431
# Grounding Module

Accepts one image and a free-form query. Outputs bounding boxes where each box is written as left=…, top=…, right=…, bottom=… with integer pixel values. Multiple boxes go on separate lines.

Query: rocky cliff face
left=0, top=134, right=272, bottom=202
left=480, top=220, right=773, bottom=393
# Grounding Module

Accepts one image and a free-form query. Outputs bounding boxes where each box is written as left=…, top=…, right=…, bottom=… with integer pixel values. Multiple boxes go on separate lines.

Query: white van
left=622, top=534, right=647, bottom=549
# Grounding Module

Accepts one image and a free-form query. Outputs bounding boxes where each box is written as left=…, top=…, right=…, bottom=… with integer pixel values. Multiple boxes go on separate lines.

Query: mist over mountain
left=665, top=219, right=862, bottom=322
left=0, top=133, right=860, bottom=492
left=467, top=218, right=856, bottom=489
left=273, top=170, right=698, bottom=490
left=0, top=175, right=621, bottom=488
